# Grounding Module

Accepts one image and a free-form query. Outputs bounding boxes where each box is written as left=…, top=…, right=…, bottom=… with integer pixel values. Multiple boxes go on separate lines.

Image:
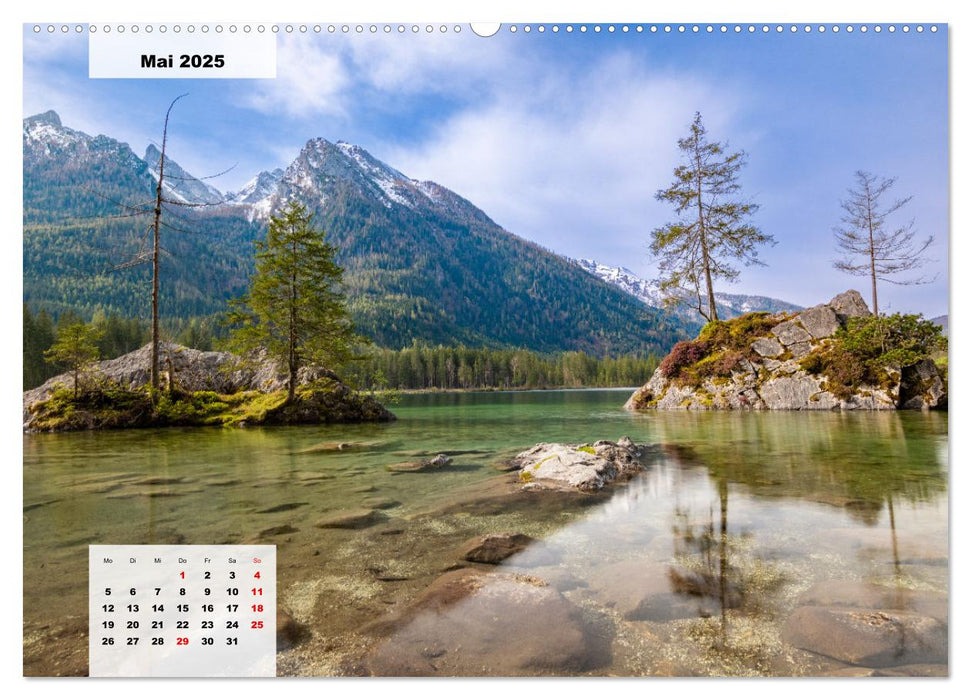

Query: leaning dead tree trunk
left=149, top=94, right=186, bottom=392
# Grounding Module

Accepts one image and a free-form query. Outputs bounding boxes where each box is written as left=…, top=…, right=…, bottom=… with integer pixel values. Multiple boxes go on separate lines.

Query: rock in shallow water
left=797, top=580, right=947, bottom=622
left=589, top=560, right=740, bottom=622
left=782, top=605, right=947, bottom=667
left=314, top=508, right=387, bottom=529
left=277, top=609, right=309, bottom=651
left=258, top=524, right=299, bottom=537
left=511, top=438, right=647, bottom=491
left=387, top=454, right=452, bottom=473
left=457, top=532, right=555, bottom=566
left=359, top=568, right=607, bottom=675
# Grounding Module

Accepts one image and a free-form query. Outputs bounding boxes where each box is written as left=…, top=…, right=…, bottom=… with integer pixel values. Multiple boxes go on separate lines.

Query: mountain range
left=23, top=110, right=795, bottom=356
left=24, top=111, right=697, bottom=355
left=568, top=258, right=802, bottom=322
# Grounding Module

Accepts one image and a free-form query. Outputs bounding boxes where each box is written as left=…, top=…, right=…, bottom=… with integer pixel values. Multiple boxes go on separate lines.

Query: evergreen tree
left=44, top=321, right=102, bottom=398
left=833, top=171, right=934, bottom=316
left=228, top=201, right=356, bottom=403
left=651, top=112, right=775, bottom=321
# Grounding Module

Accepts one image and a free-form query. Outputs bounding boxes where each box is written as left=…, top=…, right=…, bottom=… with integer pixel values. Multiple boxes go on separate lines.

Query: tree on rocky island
left=227, top=201, right=357, bottom=404
left=832, top=170, right=934, bottom=316
left=651, top=112, right=775, bottom=322
left=43, top=321, right=102, bottom=399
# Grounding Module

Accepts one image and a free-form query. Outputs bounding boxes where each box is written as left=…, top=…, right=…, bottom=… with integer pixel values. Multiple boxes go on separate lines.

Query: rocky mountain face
left=569, top=258, right=802, bottom=322
left=625, top=290, right=947, bottom=411
left=23, top=111, right=694, bottom=355
left=144, top=144, right=223, bottom=204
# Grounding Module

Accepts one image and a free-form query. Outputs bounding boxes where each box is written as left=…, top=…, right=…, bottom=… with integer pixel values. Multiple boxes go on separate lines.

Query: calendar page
left=88, top=546, right=276, bottom=677
left=21, top=6, right=950, bottom=682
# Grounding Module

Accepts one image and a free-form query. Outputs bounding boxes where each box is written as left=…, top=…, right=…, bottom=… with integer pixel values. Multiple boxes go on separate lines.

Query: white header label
left=89, top=28, right=276, bottom=79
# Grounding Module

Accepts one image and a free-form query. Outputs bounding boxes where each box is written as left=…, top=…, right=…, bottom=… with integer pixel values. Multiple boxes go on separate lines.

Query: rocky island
left=22, top=342, right=394, bottom=432
left=626, top=290, right=947, bottom=411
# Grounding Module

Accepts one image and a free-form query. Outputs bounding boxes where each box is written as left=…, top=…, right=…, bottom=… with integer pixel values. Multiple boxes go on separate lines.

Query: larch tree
left=651, top=112, right=774, bottom=322
left=833, top=171, right=934, bottom=316
left=228, top=201, right=356, bottom=404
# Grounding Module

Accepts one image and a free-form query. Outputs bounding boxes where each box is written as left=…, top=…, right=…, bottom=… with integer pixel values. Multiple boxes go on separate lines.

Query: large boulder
left=23, top=342, right=339, bottom=410
left=23, top=342, right=396, bottom=430
left=796, top=304, right=842, bottom=339
left=898, top=358, right=947, bottom=410
left=359, top=568, right=607, bottom=676
left=511, top=437, right=647, bottom=491
left=828, top=290, right=871, bottom=321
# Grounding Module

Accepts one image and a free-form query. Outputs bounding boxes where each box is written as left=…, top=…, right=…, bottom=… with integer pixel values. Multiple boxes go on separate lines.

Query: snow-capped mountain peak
left=225, top=169, right=284, bottom=204
left=569, top=257, right=802, bottom=322
left=143, top=144, right=224, bottom=205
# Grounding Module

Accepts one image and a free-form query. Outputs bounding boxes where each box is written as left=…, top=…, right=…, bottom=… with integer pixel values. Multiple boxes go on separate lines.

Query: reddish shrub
left=709, top=350, right=744, bottom=377
left=658, top=340, right=709, bottom=378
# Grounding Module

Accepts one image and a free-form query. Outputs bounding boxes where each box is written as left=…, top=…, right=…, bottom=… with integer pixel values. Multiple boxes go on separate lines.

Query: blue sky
left=23, top=24, right=948, bottom=316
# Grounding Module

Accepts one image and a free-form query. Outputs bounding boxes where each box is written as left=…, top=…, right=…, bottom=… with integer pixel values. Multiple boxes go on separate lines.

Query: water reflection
left=23, top=392, right=948, bottom=676
left=360, top=409, right=947, bottom=675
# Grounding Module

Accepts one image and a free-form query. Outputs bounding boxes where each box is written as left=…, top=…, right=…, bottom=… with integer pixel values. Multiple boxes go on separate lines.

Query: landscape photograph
left=22, top=22, right=948, bottom=677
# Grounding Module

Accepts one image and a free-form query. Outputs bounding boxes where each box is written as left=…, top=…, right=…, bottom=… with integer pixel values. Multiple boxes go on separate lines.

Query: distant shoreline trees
left=651, top=112, right=775, bottom=323
left=833, top=171, right=934, bottom=316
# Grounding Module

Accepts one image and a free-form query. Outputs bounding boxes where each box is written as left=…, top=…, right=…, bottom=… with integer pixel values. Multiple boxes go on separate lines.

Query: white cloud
left=385, top=51, right=742, bottom=276
left=346, top=30, right=514, bottom=96
left=241, top=34, right=350, bottom=118
left=238, top=31, right=519, bottom=120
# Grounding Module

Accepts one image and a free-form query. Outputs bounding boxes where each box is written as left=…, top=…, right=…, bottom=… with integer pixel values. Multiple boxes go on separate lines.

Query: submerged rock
left=315, top=509, right=387, bottom=529
left=458, top=532, right=537, bottom=565
left=796, top=580, right=947, bottom=623
left=387, top=454, right=452, bottom=473
left=258, top=524, right=299, bottom=537
left=359, top=568, right=607, bottom=676
left=511, top=438, right=647, bottom=491
left=782, top=606, right=947, bottom=667
left=256, top=502, right=308, bottom=514
left=589, top=560, right=739, bottom=622
left=276, top=609, right=310, bottom=651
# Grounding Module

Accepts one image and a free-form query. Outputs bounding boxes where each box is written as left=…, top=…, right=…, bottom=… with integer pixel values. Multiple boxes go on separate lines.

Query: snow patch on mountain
left=144, top=145, right=224, bottom=205
left=569, top=257, right=802, bottom=321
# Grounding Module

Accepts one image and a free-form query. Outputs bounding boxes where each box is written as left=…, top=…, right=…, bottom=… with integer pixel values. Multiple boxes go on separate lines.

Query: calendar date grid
left=88, top=545, right=276, bottom=677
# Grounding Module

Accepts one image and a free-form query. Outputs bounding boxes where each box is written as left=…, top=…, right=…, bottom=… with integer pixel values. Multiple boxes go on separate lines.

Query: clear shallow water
left=23, top=390, right=948, bottom=676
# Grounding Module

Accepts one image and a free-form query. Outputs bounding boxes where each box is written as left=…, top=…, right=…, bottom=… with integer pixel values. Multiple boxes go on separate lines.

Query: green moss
left=27, top=380, right=392, bottom=432
left=698, top=312, right=777, bottom=352
left=576, top=445, right=596, bottom=455
left=800, top=314, right=946, bottom=402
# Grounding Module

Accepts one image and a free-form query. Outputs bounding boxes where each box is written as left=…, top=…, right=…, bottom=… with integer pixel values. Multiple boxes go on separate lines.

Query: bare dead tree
left=89, top=94, right=234, bottom=393
left=833, top=171, right=934, bottom=316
